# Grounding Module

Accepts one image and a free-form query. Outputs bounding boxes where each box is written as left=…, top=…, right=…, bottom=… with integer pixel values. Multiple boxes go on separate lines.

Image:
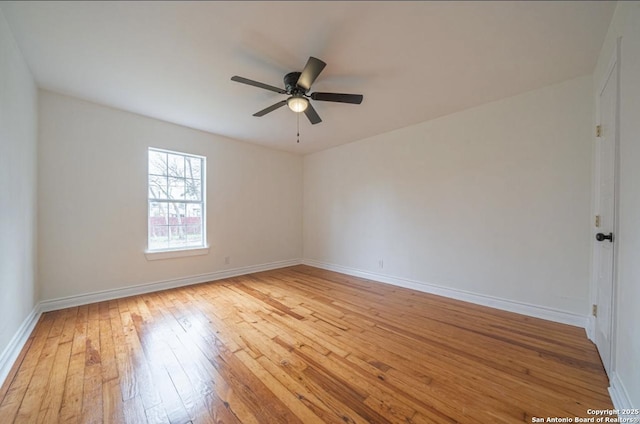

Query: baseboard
left=39, top=258, right=301, bottom=312
left=609, top=372, right=639, bottom=418
left=0, top=306, right=41, bottom=389
left=302, top=259, right=588, bottom=328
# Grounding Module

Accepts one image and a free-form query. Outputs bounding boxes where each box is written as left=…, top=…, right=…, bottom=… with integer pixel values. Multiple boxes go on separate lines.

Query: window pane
left=186, top=204, right=201, bottom=218
left=186, top=217, right=201, bottom=233
left=168, top=177, right=185, bottom=200
left=167, top=154, right=185, bottom=178
left=185, top=179, right=201, bottom=201
left=149, top=225, right=168, bottom=250
left=167, top=202, right=185, bottom=226
left=168, top=225, right=187, bottom=248
left=185, top=157, right=202, bottom=180
left=149, top=150, right=167, bottom=176
left=167, top=206, right=177, bottom=226
left=149, top=202, right=169, bottom=225
left=186, top=226, right=203, bottom=247
left=149, top=175, right=168, bottom=199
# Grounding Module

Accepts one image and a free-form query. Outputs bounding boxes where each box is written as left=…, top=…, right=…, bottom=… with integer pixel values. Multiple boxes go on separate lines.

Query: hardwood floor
left=0, top=265, right=612, bottom=423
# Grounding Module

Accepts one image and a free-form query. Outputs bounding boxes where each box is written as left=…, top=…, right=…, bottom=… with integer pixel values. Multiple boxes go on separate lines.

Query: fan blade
left=311, top=92, right=363, bottom=104
left=231, top=76, right=286, bottom=94
left=296, top=57, right=326, bottom=91
left=304, top=103, right=322, bottom=125
left=253, top=100, right=287, bottom=117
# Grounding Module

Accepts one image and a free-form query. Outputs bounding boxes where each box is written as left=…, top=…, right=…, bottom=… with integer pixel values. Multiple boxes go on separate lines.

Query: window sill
left=145, top=246, right=209, bottom=261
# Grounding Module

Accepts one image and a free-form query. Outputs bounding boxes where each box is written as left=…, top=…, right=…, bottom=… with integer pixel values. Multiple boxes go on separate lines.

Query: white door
left=594, top=57, right=618, bottom=376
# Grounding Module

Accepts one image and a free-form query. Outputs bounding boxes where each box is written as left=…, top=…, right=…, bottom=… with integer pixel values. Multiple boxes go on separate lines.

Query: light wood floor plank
left=0, top=265, right=612, bottom=423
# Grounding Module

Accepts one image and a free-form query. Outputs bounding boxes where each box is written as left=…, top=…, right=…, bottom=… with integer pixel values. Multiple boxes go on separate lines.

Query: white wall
left=304, top=75, right=593, bottom=317
left=0, top=10, right=38, bottom=365
left=38, top=91, right=302, bottom=301
left=593, top=1, right=640, bottom=410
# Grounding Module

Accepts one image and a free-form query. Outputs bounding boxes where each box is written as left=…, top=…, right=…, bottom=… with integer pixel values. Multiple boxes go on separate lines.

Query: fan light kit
left=231, top=56, right=364, bottom=126
left=287, top=95, right=308, bottom=113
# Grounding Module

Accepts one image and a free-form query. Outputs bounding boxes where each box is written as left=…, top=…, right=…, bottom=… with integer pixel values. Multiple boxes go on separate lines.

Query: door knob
left=596, top=232, right=614, bottom=242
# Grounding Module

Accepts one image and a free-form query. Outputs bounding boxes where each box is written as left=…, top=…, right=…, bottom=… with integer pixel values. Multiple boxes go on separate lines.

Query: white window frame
left=145, top=147, right=208, bottom=260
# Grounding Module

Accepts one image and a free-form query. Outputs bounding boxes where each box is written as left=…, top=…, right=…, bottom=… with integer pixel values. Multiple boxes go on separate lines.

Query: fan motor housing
left=284, top=72, right=303, bottom=93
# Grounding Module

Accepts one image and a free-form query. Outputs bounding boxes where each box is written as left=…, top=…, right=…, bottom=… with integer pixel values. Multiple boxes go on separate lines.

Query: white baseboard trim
left=39, top=258, right=302, bottom=313
left=609, top=372, right=638, bottom=418
left=0, top=306, right=41, bottom=389
left=302, top=259, right=588, bottom=328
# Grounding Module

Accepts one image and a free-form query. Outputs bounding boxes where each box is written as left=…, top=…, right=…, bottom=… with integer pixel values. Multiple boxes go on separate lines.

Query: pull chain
left=297, top=112, right=300, bottom=143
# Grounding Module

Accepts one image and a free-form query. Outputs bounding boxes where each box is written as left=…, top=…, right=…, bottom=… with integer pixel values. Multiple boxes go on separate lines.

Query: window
left=147, top=148, right=206, bottom=254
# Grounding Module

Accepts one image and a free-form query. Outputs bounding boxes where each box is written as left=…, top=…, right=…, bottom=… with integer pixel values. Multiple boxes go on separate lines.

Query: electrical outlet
left=224, top=256, right=230, bottom=265
left=378, top=259, right=384, bottom=269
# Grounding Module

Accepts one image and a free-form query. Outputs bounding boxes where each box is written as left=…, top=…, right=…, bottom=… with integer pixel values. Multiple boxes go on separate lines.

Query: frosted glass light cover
left=287, top=96, right=308, bottom=112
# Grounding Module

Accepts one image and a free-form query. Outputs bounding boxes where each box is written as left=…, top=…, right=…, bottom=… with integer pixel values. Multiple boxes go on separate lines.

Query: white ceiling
left=1, top=1, right=615, bottom=154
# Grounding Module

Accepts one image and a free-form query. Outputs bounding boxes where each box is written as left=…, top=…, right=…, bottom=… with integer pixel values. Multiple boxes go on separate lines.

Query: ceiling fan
left=231, top=56, right=363, bottom=125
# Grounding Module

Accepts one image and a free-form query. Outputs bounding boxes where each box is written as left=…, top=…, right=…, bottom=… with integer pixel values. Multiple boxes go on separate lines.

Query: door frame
left=588, top=37, right=621, bottom=378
